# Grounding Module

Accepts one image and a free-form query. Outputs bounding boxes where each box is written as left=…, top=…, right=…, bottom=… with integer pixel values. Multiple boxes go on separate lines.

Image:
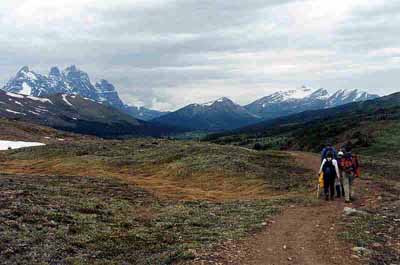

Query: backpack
left=321, top=147, right=337, bottom=161
left=340, top=153, right=354, bottom=173
left=323, top=160, right=335, bottom=176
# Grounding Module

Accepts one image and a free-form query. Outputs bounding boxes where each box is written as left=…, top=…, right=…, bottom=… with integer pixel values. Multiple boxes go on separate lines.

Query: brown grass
left=0, top=140, right=314, bottom=201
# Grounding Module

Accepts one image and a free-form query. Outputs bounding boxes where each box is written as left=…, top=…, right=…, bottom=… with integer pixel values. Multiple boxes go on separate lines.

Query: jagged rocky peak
left=49, top=66, right=62, bottom=77
left=1, top=65, right=166, bottom=120
left=18, top=66, right=30, bottom=74
left=95, top=79, right=116, bottom=92
left=63, top=65, right=89, bottom=81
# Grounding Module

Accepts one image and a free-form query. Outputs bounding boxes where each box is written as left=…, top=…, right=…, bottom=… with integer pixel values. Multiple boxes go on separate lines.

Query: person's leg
left=336, top=183, right=341, bottom=198
left=349, top=173, right=354, bottom=201
left=339, top=173, right=345, bottom=197
left=329, top=176, right=335, bottom=200
left=323, top=174, right=329, bottom=200
left=343, top=172, right=351, bottom=202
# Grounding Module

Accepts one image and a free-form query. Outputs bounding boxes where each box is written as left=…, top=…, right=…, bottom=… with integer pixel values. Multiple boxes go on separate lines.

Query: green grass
left=0, top=174, right=287, bottom=265
left=357, top=122, right=400, bottom=158
left=1, top=139, right=314, bottom=199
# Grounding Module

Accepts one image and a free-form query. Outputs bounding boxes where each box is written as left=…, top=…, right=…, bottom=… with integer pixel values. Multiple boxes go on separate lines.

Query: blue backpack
left=321, top=147, right=337, bottom=161
left=323, top=160, right=335, bottom=176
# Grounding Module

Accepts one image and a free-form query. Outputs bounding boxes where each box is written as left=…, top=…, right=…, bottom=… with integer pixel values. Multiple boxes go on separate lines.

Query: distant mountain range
left=153, top=97, right=260, bottom=131
left=2, top=66, right=167, bottom=121
left=154, top=87, right=379, bottom=132
left=0, top=90, right=178, bottom=138
left=207, top=91, right=400, bottom=153
left=1, top=66, right=381, bottom=134
left=244, top=86, right=379, bottom=120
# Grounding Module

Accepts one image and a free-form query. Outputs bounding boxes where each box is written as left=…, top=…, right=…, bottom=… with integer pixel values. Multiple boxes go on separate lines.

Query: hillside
left=0, top=90, right=179, bottom=138
left=0, top=118, right=94, bottom=143
left=207, top=92, right=400, bottom=156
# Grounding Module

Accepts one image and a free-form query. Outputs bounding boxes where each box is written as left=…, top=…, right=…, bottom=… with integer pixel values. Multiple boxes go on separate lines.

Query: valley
left=1, top=68, right=399, bottom=265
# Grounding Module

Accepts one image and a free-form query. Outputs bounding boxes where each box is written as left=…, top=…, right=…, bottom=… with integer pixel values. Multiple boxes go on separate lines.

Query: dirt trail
left=199, top=151, right=361, bottom=265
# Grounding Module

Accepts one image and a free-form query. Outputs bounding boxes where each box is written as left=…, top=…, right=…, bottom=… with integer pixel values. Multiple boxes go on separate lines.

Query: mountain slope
left=208, top=92, right=400, bottom=153
left=245, top=86, right=379, bottom=120
left=2, top=66, right=166, bottom=120
left=0, top=90, right=178, bottom=138
left=153, top=97, right=260, bottom=131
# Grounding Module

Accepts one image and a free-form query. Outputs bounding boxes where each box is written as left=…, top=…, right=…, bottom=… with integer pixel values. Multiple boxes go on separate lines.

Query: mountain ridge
left=244, top=86, right=379, bottom=120
left=0, top=89, right=179, bottom=138
left=2, top=66, right=167, bottom=121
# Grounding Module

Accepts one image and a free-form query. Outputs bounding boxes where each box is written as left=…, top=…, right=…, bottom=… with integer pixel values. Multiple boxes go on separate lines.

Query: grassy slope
left=0, top=139, right=314, bottom=264
left=0, top=118, right=94, bottom=143
left=0, top=139, right=313, bottom=200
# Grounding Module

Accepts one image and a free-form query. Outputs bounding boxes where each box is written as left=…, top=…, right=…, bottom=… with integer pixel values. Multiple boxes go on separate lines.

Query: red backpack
left=340, top=154, right=354, bottom=173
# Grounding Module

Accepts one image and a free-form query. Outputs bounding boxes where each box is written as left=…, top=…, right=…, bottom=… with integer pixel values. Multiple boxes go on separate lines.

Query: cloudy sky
left=1, top=0, right=399, bottom=111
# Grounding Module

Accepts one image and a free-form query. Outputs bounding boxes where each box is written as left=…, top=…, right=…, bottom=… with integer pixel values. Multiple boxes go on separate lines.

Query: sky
left=0, top=0, right=400, bottom=111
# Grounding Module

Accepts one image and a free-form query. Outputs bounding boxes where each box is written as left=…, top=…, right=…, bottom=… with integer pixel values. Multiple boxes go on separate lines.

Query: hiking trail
left=192, top=151, right=366, bottom=265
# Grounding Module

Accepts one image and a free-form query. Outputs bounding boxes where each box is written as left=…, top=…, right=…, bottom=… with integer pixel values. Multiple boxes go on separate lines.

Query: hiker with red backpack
left=340, top=145, right=360, bottom=203
left=319, top=151, right=340, bottom=201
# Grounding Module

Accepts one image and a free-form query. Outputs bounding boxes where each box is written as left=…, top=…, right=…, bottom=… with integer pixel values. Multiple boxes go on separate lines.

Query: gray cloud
left=0, top=0, right=399, bottom=111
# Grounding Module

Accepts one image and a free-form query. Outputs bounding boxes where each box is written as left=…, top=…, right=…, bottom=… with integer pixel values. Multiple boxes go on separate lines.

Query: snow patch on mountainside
left=6, top=109, right=26, bottom=115
left=27, top=95, right=53, bottom=104
left=6, top=92, right=24, bottom=99
left=62, top=94, right=73, bottom=106
left=20, top=82, right=32, bottom=95
left=202, top=97, right=228, bottom=107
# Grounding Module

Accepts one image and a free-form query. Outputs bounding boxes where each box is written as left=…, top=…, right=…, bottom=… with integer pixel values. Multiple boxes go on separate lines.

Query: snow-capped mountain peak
left=201, top=97, right=232, bottom=107
left=245, top=87, right=379, bottom=120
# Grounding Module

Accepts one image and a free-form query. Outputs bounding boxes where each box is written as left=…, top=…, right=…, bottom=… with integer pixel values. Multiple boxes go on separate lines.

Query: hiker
left=319, top=151, right=340, bottom=201
left=336, top=151, right=345, bottom=198
left=321, top=143, right=338, bottom=162
left=340, top=146, right=360, bottom=203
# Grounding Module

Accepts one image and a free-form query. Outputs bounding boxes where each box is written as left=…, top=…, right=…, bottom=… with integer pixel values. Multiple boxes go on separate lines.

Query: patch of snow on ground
left=62, top=94, right=73, bottom=106
left=20, top=82, right=32, bottom=95
left=0, top=140, right=45, bottom=150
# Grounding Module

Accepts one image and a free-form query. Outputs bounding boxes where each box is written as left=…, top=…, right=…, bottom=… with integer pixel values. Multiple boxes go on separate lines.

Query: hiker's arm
left=334, top=160, right=340, bottom=179
left=319, top=159, right=325, bottom=174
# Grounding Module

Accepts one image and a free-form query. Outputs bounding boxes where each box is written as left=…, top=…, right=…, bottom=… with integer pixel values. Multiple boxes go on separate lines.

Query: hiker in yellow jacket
left=319, top=152, right=340, bottom=201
